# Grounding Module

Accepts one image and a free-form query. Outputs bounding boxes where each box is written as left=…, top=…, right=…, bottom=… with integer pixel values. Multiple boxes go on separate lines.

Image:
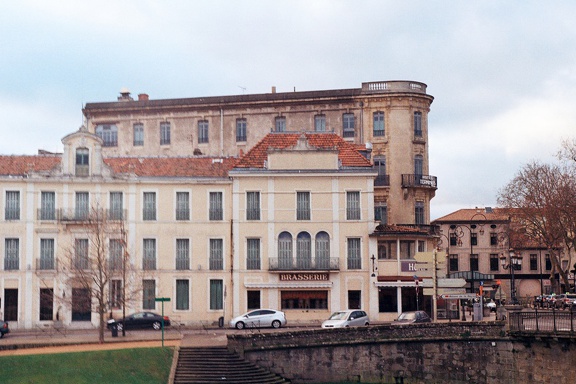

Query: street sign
left=440, top=293, right=478, bottom=300
left=423, top=288, right=466, bottom=296
left=421, top=278, right=467, bottom=288
left=155, top=297, right=171, bottom=302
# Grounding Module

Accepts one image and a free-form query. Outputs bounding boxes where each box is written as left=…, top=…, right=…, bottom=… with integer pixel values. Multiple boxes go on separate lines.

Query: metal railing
left=509, top=309, right=576, bottom=334
left=401, top=174, right=437, bottom=189
left=269, top=257, right=339, bottom=271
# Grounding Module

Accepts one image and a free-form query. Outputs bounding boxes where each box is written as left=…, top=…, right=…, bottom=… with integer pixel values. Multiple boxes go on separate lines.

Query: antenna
left=238, top=86, right=246, bottom=94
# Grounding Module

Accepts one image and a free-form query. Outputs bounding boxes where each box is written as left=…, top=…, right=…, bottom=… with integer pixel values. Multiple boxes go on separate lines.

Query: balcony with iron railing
left=56, top=208, right=126, bottom=222
left=269, top=256, right=339, bottom=271
left=374, top=174, right=390, bottom=187
left=401, top=174, right=437, bottom=189
left=36, top=258, right=57, bottom=271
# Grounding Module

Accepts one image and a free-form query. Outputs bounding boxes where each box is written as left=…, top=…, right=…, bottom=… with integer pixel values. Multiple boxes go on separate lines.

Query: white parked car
left=321, top=310, right=370, bottom=329
left=229, top=309, right=287, bottom=329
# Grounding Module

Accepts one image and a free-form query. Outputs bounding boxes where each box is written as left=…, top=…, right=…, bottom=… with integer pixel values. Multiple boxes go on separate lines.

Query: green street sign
left=155, top=297, right=171, bottom=302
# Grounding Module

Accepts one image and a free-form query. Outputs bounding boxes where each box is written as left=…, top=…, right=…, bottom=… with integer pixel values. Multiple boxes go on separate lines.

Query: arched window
left=315, top=232, right=330, bottom=269
left=296, top=232, right=311, bottom=269
left=278, top=232, right=293, bottom=269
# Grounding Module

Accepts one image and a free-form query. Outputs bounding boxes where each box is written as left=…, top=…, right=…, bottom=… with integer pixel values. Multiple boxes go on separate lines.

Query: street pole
left=433, top=249, right=438, bottom=322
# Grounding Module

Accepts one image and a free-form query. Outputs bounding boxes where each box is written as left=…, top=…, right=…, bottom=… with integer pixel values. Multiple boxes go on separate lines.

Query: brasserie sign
left=280, top=273, right=329, bottom=281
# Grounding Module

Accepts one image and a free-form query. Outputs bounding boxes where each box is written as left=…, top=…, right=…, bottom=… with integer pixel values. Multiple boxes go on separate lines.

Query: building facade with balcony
left=432, top=207, right=556, bottom=304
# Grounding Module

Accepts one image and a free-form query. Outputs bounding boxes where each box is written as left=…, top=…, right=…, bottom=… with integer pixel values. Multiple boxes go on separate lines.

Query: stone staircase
left=173, top=347, right=290, bottom=384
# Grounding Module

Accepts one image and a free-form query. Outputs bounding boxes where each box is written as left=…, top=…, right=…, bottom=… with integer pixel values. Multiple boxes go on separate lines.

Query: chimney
left=271, top=86, right=276, bottom=94
left=138, top=93, right=149, bottom=101
left=118, top=87, right=133, bottom=101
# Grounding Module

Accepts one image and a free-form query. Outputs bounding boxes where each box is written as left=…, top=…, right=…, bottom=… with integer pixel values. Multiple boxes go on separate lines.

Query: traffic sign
left=423, top=288, right=466, bottom=296
left=155, top=297, right=171, bottom=302
left=421, top=278, right=467, bottom=288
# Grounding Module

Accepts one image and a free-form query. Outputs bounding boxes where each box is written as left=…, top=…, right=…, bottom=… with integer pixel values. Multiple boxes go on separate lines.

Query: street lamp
left=370, top=254, right=377, bottom=277
left=500, top=249, right=522, bottom=305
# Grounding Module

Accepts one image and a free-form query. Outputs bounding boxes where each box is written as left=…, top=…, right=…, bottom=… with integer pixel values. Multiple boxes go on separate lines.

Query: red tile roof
left=234, top=132, right=372, bottom=169
left=0, top=155, right=237, bottom=178
left=104, top=157, right=237, bottom=178
left=0, top=155, right=60, bottom=176
left=433, top=208, right=510, bottom=223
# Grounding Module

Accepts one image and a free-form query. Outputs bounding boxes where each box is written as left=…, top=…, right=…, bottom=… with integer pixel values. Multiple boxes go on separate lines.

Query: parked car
left=0, top=320, right=9, bottom=338
left=107, top=312, right=170, bottom=331
left=393, top=310, right=431, bottom=324
left=229, top=309, right=287, bottom=329
left=554, top=294, right=576, bottom=309
left=321, top=310, right=370, bottom=329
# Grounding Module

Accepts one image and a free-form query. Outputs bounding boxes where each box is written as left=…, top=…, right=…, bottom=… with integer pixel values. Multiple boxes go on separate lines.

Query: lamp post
left=500, top=249, right=522, bottom=305
left=370, top=254, right=377, bottom=278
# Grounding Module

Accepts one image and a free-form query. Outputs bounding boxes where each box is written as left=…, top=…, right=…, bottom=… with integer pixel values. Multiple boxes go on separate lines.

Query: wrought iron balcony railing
left=269, top=257, right=339, bottom=271
left=401, top=174, right=437, bottom=189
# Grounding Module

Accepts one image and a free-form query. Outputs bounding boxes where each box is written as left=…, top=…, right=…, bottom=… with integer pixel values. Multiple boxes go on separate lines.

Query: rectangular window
left=415, top=201, right=425, bottom=225
left=210, top=280, right=223, bottom=310
left=490, top=232, right=498, bottom=246
left=450, top=233, right=457, bottom=246
left=373, top=112, right=385, bottom=137
left=296, top=191, right=311, bottom=220
left=378, top=287, right=398, bottom=313
left=39, top=238, right=55, bottom=270
left=109, top=239, right=123, bottom=270
left=470, top=254, right=479, bottom=272
left=275, top=117, right=286, bottom=132
left=374, top=204, right=387, bottom=224
left=39, top=288, right=54, bottom=321
left=176, top=279, right=190, bottom=310
left=246, top=191, right=260, bottom=220
left=247, top=238, right=261, bottom=270
left=133, top=123, right=144, bottom=146
left=377, top=240, right=389, bottom=260
left=348, top=290, right=361, bottom=309
left=281, top=291, right=328, bottom=310
left=343, top=113, right=355, bottom=138
left=346, top=191, right=361, bottom=220
left=176, top=192, right=190, bottom=220
left=530, top=254, right=538, bottom=271
left=96, top=124, right=118, bottom=147
left=109, top=192, right=123, bottom=220
left=418, top=241, right=425, bottom=252
left=110, top=280, right=122, bottom=308
left=40, top=191, right=55, bottom=220
left=5, top=191, right=20, bottom=220
left=142, top=280, right=156, bottom=310
left=490, top=254, right=499, bottom=271
left=209, top=192, right=223, bottom=220
left=545, top=254, right=551, bottom=270
left=209, top=239, right=224, bottom=270
left=449, top=254, right=459, bottom=272
left=75, top=148, right=89, bottom=176
left=198, top=120, right=209, bottom=143
left=247, top=291, right=261, bottom=310
left=471, top=233, right=478, bottom=246
left=314, top=115, right=326, bottom=131
left=414, top=111, right=422, bottom=137
left=143, top=192, right=156, bottom=221
left=160, top=122, right=171, bottom=145
left=75, top=192, right=89, bottom=220
left=347, top=238, right=361, bottom=270
left=143, top=239, right=156, bottom=270
left=236, top=118, right=247, bottom=142
left=72, top=288, right=91, bottom=321
left=4, top=238, right=19, bottom=270
left=176, top=239, right=190, bottom=270
left=74, top=238, right=89, bottom=270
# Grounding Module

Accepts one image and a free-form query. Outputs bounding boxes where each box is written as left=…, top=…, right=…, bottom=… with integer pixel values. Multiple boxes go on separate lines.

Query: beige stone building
left=1, top=81, right=439, bottom=329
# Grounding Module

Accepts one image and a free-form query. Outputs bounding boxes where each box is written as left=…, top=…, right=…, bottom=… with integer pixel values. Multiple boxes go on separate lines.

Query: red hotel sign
left=279, top=273, right=329, bottom=281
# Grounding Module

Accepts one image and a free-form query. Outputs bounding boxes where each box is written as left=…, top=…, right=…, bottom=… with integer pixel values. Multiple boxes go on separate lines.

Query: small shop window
left=281, top=291, right=328, bottom=310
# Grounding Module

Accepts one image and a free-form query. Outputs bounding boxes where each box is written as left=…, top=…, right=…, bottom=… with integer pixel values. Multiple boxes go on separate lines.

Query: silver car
left=229, top=309, right=287, bottom=329
left=321, top=310, right=370, bottom=328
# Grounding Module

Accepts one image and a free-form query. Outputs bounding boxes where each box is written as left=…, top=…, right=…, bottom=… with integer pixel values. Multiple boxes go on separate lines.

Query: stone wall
left=227, top=323, right=576, bottom=383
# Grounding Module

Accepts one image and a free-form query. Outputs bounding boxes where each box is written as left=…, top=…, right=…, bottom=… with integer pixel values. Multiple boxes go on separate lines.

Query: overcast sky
left=1, top=1, right=575, bottom=220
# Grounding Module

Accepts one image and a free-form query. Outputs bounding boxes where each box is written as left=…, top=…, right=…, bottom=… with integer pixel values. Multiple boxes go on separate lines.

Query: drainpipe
left=220, top=108, right=224, bottom=157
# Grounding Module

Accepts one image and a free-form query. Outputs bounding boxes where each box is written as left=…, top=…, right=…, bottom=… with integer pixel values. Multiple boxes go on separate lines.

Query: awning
left=244, top=282, right=333, bottom=289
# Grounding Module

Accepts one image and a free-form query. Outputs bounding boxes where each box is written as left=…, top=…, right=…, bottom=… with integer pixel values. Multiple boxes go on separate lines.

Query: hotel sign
left=279, top=273, right=329, bottom=281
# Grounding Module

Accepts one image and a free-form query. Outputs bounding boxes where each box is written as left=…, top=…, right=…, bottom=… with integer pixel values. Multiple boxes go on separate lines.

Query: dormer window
left=75, top=148, right=89, bottom=177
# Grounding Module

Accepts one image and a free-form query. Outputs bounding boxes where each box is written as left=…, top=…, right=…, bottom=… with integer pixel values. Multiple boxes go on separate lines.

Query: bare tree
left=58, top=205, right=138, bottom=343
left=497, top=161, right=574, bottom=293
